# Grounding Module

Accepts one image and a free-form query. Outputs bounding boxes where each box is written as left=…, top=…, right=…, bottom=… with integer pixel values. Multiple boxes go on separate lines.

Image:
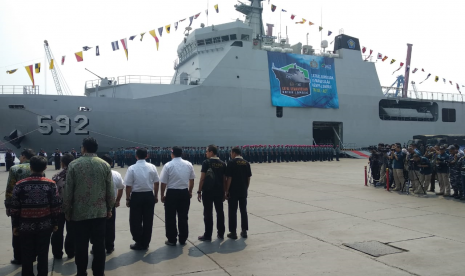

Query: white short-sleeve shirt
left=111, top=170, right=125, bottom=197
left=160, top=157, right=195, bottom=190
left=124, top=160, right=160, bottom=192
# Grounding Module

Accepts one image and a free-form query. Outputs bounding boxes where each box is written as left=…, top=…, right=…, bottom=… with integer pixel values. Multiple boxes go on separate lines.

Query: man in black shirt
left=225, top=146, right=252, bottom=239
left=197, top=145, right=226, bottom=241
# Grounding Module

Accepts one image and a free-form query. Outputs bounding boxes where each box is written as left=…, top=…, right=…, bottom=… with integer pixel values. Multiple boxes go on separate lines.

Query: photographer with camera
left=447, top=145, right=464, bottom=199
left=407, top=146, right=421, bottom=193
left=377, top=144, right=389, bottom=187
left=368, top=146, right=380, bottom=185
left=435, top=146, right=450, bottom=196
left=390, top=144, right=406, bottom=191
left=424, top=145, right=439, bottom=192
left=413, top=154, right=431, bottom=194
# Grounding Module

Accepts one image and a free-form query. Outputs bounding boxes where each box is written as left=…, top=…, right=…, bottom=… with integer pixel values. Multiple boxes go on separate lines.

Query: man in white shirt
left=124, top=148, right=160, bottom=250
left=101, top=155, right=125, bottom=254
left=160, top=146, right=195, bottom=246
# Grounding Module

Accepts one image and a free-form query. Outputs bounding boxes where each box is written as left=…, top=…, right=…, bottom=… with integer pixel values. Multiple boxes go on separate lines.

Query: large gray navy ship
left=1, top=0, right=464, bottom=154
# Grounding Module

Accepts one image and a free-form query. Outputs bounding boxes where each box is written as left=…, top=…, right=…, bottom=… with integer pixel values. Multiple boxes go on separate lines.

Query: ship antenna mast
left=43, top=40, right=71, bottom=95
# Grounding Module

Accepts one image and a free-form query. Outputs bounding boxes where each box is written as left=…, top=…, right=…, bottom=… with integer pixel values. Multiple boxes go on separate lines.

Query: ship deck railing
left=0, top=85, right=40, bottom=95
left=382, top=87, right=464, bottom=102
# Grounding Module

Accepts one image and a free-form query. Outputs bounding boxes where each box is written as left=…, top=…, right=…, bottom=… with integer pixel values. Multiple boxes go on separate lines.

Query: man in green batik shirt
left=64, top=137, right=114, bottom=276
left=4, top=148, right=36, bottom=265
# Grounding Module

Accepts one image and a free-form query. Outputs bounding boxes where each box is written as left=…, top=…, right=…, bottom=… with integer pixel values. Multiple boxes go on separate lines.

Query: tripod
left=404, top=168, right=427, bottom=195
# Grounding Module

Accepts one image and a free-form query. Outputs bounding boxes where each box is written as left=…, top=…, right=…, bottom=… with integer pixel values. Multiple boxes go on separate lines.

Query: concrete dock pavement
left=1, top=159, right=465, bottom=276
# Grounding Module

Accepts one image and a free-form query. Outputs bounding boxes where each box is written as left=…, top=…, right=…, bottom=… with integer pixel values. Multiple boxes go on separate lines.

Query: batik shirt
left=10, top=174, right=61, bottom=233
left=63, top=153, right=115, bottom=221
left=4, top=161, right=31, bottom=209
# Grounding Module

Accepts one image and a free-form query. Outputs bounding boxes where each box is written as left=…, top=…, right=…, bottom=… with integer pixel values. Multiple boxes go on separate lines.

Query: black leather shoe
left=227, top=233, right=238, bottom=240
left=240, top=231, right=248, bottom=238
left=198, top=235, right=211, bottom=242
left=165, top=240, right=176, bottom=246
left=10, top=259, right=21, bottom=265
left=130, top=243, right=146, bottom=250
left=106, top=248, right=115, bottom=254
left=217, top=234, right=224, bottom=239
left=67, top=255, right=75, bottom=259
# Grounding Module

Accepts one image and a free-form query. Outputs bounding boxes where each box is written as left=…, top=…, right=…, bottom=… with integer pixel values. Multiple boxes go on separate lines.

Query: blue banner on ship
left=267, top=52, right=339, bottom=108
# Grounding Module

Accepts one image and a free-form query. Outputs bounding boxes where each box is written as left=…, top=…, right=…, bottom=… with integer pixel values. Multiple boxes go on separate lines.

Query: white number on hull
left=74, top=115, right=89, bottom=135
left=56, top=115, right=71, bottom=135
left=38, top=115, right=53, bottom=135
left=37, top=115, right=89, bottom=135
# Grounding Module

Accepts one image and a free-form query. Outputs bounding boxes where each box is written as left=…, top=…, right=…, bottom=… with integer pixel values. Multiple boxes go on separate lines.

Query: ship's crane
left=411, top=81, right=420, bottom=99
left=43, top=40, right=71, bottom=95
left=384, top=75, right=404, bottom=97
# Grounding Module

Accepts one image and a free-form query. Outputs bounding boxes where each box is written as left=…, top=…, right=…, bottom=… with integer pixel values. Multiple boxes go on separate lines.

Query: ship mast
left=402, top=44, right=413, bottom=98
left=235, top=0, right=265, bottom=44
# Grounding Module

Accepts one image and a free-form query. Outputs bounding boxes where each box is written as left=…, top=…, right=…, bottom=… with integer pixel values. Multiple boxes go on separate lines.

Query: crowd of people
left=368, top=143, right=465, bottom=199
left=109, top=144, right=341, bottom=168
left=4, top=138, right=252, bottom=276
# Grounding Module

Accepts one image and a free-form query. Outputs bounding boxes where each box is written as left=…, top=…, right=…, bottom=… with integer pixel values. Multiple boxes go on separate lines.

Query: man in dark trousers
left=225, top=146, right=252, bottom=239
left=197, top=145, right=226, bottom=241
left=64, top=137, right=114, bottom=276
left=10, top=156, right=61, bottom=276
left=160, top=146, right=195, bottom=246
left=5, top=149, right=13, bottom=171
left=124, top=149, right=159, bottom=250
left=53, top=148, right=62, bottom=170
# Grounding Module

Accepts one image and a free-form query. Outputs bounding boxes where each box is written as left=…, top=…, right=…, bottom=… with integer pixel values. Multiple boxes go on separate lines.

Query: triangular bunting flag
left=271, top=4, right=276, bottom=12
left=214, top=4, right=219, bottom=13
left=120, top=38, right=128, bottom=60
left=319, top=26, right=323, bottom=32
left=129, top=35, right=137, bottom=40
left=296, top=19, right=306, bottom=24
left=179, top=18, right=186, bottom=22
left=328, top=31, right=332, bottom=36
left=362, top=47, right=366, bottom=54
left=377, top=53, right=382, bottom=59
left=390, top=59, right=396, bottom=64
left=412, top=68, right=418, bottom=73
left=189, top=16, right=194, bottom=26
left=419, top=73, right=431, bottom=84
left=166, top=25, right=171, bottom=34
left=443, top=78, right=446, bottom=83
left=457, top=83, right=461, bottom=94
left=422, top=68, right=425, bottom=72
left=308, top=21, right=313, bottom=25
left=83, top=46, right=92, bottom=51
left=449, top=81, right=453, bottom=85
left=61, top=56, right=65, bottom=65
left=365, top=50, right=373, bottom=61
left=206, top=9, right=208, bottom=16
left=75, top=51, right=83, bottom=62
left=25, top=65, right=34, bottom=87
left=49, top=59, right=54, bottom=70
left=175, top=22, right=178, bottom=31
left=291, top=14, right=295, bottom=20
left=149, top=30, right=159, bottom=51
left=111, top=41, right=119, bottom=51
left=140, top=32, right=146, bottom=41
left=6, top=69, right=18, bottom=74
left=435, top=76, right=439, bottom=82
left=96, top=46, right=100, bottom=56
left=194, top=12, right=201, bottom=19
left=158, top=27, right=163, bottom=37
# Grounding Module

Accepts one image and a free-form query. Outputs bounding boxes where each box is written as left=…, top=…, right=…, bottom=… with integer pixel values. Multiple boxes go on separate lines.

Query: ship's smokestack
left=266, top=24, right=274, bottom=36
left=403, top=43, right=413, bottom=98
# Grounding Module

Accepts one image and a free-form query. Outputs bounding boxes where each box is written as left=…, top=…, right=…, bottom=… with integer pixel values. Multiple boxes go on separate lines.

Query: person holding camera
left=407, top=146, right=421, bottom=192
left=447, top=145, right=464, bottom=199
left=391, top=144, right=406, bottom=191
left=435, top=146, right=450, bottom=196
left=413, top=154, right=431, bottom=194
left=424, top=145, right=438, bottom=192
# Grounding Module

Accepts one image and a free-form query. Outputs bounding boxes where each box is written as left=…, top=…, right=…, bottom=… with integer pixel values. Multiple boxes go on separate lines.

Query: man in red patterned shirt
left=10, top=156, right=62, bottom=276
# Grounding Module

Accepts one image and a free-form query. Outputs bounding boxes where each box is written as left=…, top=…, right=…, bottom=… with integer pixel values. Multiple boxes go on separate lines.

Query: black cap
left=439, top=146, right=446, bottom=150
left=447, top=145, right=456, bottom=150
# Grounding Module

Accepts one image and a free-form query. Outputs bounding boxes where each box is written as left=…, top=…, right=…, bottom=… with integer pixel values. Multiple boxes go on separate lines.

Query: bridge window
left=241, top=34, right=250, bottom=41
left=221, top=35, right=230, bottom=42
left=230, top=34, right=237, bottom=40
left=197, top=40, right=205, bottom=46
left=8, top=105, right=25, bottom=109
left=213, top=37, right=221, bottom=43
left=231, top=41, right=243, bottom=47
left=442, top=108, right=456, bottom=122
left=79, top=107, right=91, bottom=112
left=205, top=38, right=212, bottom=45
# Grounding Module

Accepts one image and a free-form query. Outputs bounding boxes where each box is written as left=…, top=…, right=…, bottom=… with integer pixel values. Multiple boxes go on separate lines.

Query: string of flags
left=270, top=3, right=325, bottom=36
left=5, top=4, right=221, bottom=87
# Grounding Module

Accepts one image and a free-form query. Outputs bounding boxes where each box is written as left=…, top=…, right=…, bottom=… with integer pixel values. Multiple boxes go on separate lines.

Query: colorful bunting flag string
left=25, top=65, right=34, bottom=87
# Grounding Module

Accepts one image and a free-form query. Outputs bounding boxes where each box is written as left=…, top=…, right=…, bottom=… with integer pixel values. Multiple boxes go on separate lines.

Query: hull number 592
left=37, top=115, right=89, bottom=135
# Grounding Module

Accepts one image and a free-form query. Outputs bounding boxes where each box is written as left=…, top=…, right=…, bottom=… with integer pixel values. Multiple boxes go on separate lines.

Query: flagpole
left=207, top=0, right=209, bottom=26
left=280, top=10, right=282, bottom=41
left=320, top=7, right=322, bottom=51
